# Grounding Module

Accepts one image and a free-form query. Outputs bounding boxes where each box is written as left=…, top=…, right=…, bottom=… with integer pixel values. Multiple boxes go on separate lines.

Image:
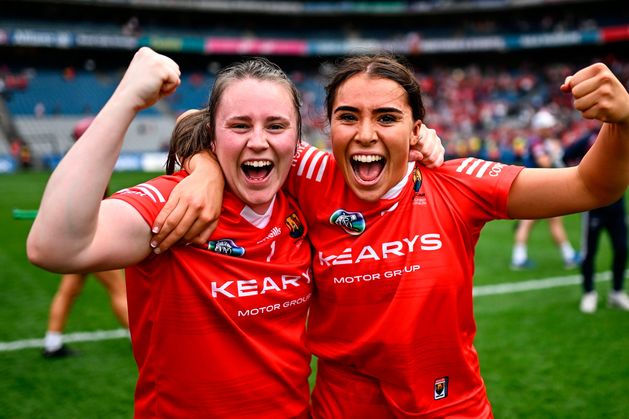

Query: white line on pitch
left=0, top=271, right=621, bottom=352
left=473, top=271, right=619, bottom=296
left=0, top=328, right=129, bottom=352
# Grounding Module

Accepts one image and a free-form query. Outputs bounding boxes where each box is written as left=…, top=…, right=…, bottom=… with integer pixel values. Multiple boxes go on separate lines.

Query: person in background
left=43, top=271, right=128, bottom=357
left=563, top=122, right=629, bottom=313
left=42, top=116, right=128, bottom=358
left=510, top=109, right=579, bottom=270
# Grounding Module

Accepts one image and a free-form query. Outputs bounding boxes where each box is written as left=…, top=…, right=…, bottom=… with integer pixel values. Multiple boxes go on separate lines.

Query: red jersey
left=286, top=144, right=523, bottom=418
left=111, top=171, right=313, bottom=419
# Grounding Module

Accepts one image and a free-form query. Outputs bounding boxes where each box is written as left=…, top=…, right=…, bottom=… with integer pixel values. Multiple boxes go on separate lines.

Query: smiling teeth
left=352, top=155, right=382, bottom=163
left=243, top=160, right=272, bottom=167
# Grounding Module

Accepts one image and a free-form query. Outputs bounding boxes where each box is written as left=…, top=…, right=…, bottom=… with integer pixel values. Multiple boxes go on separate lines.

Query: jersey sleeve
left=438, top=157, right=523, bottom=224
left=108, top=172, right=184, bottom=227
left=284, top=142, right=334, bottom=208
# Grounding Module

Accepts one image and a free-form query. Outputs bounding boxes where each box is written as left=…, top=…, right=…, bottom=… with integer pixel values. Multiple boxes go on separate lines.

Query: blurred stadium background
left=1, top=0, right=628, bottom=417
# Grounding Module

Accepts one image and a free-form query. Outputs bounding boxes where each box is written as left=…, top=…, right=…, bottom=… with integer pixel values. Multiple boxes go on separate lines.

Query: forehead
left=334, top=73, right=409, bottom=110
left=218, top=78, right=296, bottom=118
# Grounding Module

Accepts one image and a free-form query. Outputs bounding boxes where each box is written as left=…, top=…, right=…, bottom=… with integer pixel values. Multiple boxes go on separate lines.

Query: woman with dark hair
left=160, top=53, right=629, bottom=417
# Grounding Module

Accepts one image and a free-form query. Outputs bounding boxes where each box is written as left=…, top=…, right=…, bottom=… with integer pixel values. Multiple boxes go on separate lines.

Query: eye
left=337, top=112, right=357, bottom=122
left=229, top=122, right=250, bottom=131
left=378, top=114, right=398, bottom=124
left=268, top=122, right=288, bottom=131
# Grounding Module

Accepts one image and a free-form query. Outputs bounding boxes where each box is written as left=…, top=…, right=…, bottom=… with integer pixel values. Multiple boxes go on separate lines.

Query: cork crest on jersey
left=434, top=377, right=449, bottom=400
left=413, top=166, right=423, bottom=193
left=285, top=212, right=305, bottom=238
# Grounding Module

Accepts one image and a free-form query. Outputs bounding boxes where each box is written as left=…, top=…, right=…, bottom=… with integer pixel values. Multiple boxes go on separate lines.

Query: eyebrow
left=226, top=115, right=290, bottom=121
left=333, top=105, right=403, bottom=114
left=226, top=115, right=251, bottom=121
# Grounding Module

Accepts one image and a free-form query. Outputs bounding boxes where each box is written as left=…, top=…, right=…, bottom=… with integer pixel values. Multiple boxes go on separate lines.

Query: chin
left=242, top=187, right=277, bottom=211
left=350, top=184, right=383, bottom=202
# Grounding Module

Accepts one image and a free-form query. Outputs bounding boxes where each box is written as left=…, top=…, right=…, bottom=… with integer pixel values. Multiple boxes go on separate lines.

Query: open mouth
left=351, top=154, right=385, bottom=183
left=241, top=160, right=273, bottom=181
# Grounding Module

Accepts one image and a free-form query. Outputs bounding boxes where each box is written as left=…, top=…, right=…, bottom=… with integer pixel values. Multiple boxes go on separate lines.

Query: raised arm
left=27, top=47, right=181, bottom=273
left=508, top=63, right=629, bottom=219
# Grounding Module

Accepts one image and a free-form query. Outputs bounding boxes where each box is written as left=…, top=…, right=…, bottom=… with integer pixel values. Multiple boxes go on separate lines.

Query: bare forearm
left=578, top=122, right=629, bottom=202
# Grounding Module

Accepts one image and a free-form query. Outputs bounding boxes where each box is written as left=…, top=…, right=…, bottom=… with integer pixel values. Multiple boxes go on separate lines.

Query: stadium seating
left=1, top=0, right=627, bottom=170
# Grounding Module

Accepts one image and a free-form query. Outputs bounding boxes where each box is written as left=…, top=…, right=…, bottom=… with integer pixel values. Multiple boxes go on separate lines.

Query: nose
left=247, top=127, right=269, bottom=150
left=355, top=120, right=377, bottom=145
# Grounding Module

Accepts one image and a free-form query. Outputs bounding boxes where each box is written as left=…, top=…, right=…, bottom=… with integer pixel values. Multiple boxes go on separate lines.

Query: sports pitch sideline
left=0, top=271, right=610, bottom=352
left=1, top=171, right=628, bottom=418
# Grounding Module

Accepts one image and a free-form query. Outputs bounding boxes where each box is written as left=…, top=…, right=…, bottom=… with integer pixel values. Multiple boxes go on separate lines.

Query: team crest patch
left=330, top=209, right=366, bottom=235
left=285, top=212, right=305, bottom=238
left=207, top=239, right=245, bottom=257
left=413, top=167, right=423, bottom=193
left=434, top=377, right=448, bottom=400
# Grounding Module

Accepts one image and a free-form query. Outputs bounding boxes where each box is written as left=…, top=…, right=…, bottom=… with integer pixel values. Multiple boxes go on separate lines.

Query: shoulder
left=428, top=157, right=523, bottom=191
left=112, top=171, right=186, bottom=204
left=426, top=158, right=523, bottom=221
left=291, top=142, right=335, bottom=183
left=286, top=143, right=342, bottom=206
left=437, top=157, right=512, bottom=177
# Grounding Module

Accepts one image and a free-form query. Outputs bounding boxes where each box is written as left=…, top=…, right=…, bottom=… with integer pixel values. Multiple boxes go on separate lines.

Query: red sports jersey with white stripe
left=111, top=170, right=313, bottom=419
left=285, top=144, right=523, bottom=418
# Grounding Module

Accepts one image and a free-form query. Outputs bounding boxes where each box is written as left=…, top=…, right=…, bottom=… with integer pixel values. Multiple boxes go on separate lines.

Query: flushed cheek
left=331, top=135, right=351, bottom=166
left=331, top=127, right=352, bottom=147
left=214, top=136, right=244, bottom=161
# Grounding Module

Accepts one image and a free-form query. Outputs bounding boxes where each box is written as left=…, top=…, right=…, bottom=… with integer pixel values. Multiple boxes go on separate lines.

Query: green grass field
left=1, top=171, right=627, bottom=418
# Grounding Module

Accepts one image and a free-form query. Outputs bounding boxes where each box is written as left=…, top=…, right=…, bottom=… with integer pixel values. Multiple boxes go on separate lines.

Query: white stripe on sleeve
left=315, top=154, right=329, bottom=182
left=297, top=146, right=317, bottom=176
left=456, top=157, right=474, bottom=172
left=306, top=150, right=324, bottom=179
left=135, top=187, right=157, bottom=203
left=476, top=161, right=493, bottom=178
left=138, top=183, right=166, bottom=203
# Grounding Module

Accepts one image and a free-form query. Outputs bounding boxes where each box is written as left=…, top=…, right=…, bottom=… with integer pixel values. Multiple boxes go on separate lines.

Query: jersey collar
left=380, top=162, right=415, bottom=200
left=240, top=195, right=276, bottom=229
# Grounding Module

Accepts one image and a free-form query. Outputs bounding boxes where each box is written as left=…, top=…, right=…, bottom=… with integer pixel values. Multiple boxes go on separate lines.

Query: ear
left=207, top=122, right=216, bottom=152
left=410, top=120, right=422, bottom=147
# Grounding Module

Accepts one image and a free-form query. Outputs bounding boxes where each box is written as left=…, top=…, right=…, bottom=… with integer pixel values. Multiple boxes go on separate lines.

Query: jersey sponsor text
left=211, top=270, right=312, bottom=298
left=238, top=293, right=312, bottom=317
left=333, top=264, right=421, bottom=284
left=318, top=233, right=442, bottom=266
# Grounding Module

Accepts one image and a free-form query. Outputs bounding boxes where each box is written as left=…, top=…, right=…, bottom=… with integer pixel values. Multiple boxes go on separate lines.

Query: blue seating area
left=8, top=70, right=120, bottom=116
left=162, top=72, right=215, bottom=113
left=6, top=69, right=220, bottom=117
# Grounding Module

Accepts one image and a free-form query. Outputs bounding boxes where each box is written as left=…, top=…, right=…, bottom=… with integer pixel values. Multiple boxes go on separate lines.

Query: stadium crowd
left=4, top=55, right=629, bottom=165
left=238, top=56, right=629, bottom=163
